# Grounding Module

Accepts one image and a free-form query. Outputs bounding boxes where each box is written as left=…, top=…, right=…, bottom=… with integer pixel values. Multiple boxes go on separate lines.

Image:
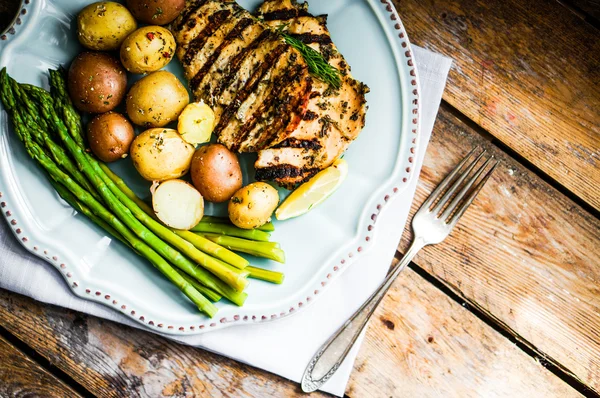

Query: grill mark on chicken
left=272, top=138, right=322, bottom=150
left=176, top=0, right=211, bottom=30
left=214, top=43, right=288, bottom=135
left=260, top=8, right=310, bottom=21
left=234, top=64, right=302, bottom=151
left=190, top=17, right=255, bottom=89
left=220, top=48, right=298, bottom=150
left=288, top=33, right=332, bottom=45
left=185, top=11, right=246, bottom=81
left=211, top=30, right=274, bottom=99
left=255, top=164, right=319, bottom=182
left=213, top=37, right=283, bottom=124
left=252, top=0, right=368, bottom=187
left=194, top=23, right=266, bottom=111
left=182, top=9, right=231, bottom=65
left=237, top=63, right=310, bottom=152
left=254, top=72, right=311, bottom=150
left=173, top=0, right=368, bottom=189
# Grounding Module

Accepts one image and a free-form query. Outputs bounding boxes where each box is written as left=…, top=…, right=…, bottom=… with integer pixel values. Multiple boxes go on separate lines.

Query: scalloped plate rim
left=0, top=0, right=420, bottom=335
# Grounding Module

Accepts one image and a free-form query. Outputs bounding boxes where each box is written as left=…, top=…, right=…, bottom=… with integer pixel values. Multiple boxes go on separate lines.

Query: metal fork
left=301, top=147, right=499, bottom=393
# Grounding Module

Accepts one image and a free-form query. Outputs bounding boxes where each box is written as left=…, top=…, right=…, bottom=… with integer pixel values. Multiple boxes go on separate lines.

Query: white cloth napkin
left=0, top=46, right=451, bottom=396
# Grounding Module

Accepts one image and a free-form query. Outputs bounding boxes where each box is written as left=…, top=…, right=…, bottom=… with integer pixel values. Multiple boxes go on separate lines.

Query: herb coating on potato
left=130, top=128, right=195, bottom=181
left=68, top=52, right=127, bottom=113
left=77, top=2, right=137, bottom=51
left=228, top=182, right=279, bottom=229
left=126, top=0, right=185, bottom=25
left=191, top=144, right=242, bottom=203
left=87, top=112, right=134, bottom=163
left=120, top=26, right=176, bottom=74
left=126, top=70, right=189, bottom=127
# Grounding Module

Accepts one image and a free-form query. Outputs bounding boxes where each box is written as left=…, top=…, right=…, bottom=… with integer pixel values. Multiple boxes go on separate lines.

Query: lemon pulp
left=275, top=158, right=348, bottom=221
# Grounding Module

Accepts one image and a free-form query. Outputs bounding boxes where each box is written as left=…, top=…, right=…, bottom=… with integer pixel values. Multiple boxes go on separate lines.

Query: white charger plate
left=0, top=0, right=419, bottom=335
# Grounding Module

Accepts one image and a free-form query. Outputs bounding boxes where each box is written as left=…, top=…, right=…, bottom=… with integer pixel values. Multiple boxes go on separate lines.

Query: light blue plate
left=0, top=0, right=420, bottom=335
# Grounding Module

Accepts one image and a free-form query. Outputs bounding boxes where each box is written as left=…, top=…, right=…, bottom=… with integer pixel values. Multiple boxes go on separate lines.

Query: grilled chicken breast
left=172, top=0, right=368, bottom=188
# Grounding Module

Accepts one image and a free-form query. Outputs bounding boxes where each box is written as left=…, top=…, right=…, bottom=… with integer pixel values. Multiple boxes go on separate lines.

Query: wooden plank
left=0, top=333, right=81, bottom=398
left=399, top=104, right=600, bottom=393
left=0, top=289, right=329, bottom=398
left=0, top=0, right=19, bottom=32
left=566, top=0, right=600, bottom=20
left=347, top=267, right=579, bottom=398
left=392, top=0, right=600, bottom=211
left=0, top=274, right=578, bottom=398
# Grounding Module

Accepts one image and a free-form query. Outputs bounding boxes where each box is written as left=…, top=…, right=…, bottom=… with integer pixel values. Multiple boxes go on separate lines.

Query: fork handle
left=301, top=238, right=425, bottom=393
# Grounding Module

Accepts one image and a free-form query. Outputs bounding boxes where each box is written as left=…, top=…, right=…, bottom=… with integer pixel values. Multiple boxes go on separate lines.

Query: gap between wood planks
left=442, top=100, right=600, bottom=221
left=0, top=324, right=93, bottom=397
left=556, top=0, right=600, bottom=29
left=391, top=257, right=599, bottom=398
left=393, top=100, right=599, bottom=397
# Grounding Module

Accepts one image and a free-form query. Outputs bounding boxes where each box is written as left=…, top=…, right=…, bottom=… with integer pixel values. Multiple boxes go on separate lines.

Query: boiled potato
left=228, top=182, right=279, bottom=229
left=130, top=128, right=194, bottom=181
left=120, top=26, right=176, bottom=74
left=77, top=2, right=137, bottom=51
left=153, top=179, right=204, bottom=230
left=68, top=52, right=127, bottom=113
left=126, top=0, right=185, bottom=25
left=126, top=71, right=189, bottom=127
left=191, top=144, right=242, bottom=203
left=177, top=102, right=215, bottom=145
left=87, top=112, right=135, bottom=162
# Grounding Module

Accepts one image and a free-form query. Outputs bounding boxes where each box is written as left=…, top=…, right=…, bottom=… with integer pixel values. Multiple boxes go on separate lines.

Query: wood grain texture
left=0, top=289, right=330, bottom=398
left=400, top=104, right=600, bottom=393
left=0, top=0, right=19, bottom=32
left=393, top=0, right=600, bottom=211
left=0, top=274, right=577, bottom=398
left=347, top=267, right=579, bottom=398
left=567, top=0, right=600, bottom=20
left=0, top=334, right=81, bottom=398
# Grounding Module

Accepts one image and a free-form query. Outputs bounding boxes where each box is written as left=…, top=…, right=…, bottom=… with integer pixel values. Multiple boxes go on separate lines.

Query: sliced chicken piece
left=172, top=0, right=314, bottom=155
left=171, top=0, right=368, bottom=189
left=254, top=0, right=368, bottom=187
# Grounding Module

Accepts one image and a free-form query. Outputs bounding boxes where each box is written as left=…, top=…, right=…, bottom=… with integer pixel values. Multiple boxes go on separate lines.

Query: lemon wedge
left=275, top=158, right=348, bottom=221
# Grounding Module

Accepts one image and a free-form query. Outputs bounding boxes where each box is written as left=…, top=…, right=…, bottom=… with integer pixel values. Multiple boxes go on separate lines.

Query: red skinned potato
left=126, top=0, right=185, bottom=25
left=68, top=52, right=127, bottom=113
left=190, top=144, right=243, bottom=203
left=87, top=112, right=135, bottom=163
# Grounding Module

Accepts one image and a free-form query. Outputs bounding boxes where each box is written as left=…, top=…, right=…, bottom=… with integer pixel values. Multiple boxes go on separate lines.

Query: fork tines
left=421, top=147, right=498, bottom=226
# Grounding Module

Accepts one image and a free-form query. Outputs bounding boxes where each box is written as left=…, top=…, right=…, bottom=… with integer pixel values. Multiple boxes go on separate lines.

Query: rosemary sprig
left=279, top=30, right=342, bottom=89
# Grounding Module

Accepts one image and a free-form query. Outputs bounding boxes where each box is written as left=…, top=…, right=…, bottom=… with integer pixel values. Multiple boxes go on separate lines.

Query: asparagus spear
left=56, top=165, right=243, bottom=306
left=43, top=72, right=248, bottom=305
left=98, top=164, right=249, bottom=270
left=246, top=266, right=285, bottom=284
left=46, top=69, right=86, bottom=148
left=200, top=216, right=275, bottom=232
left=11, top=83, right=99, bottom=199
left=25, top=84, right=249, bottom=292
left=203, top=234, right=286, bottom=263
left=0, top=74, right=218, bottom=317
left=175, top=270, right=223, bottom=302
left=191, top=222, right=272, bottom=242
left=174, top=230, right=249, bottom=270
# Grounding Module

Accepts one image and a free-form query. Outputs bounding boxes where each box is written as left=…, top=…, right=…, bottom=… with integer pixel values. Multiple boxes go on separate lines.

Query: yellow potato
left=120, top=26, right=176, bottom=74
left=77, top=2, right=137, bottom=51
left=177, top=102, right=215, bottom=145
left=152, top=180, right=204, bottom=230
left=126, top=71, right=189, bottom=127
left=228, top=183, right=279, bottom=229
left=130, top=128, right=195, bottom=181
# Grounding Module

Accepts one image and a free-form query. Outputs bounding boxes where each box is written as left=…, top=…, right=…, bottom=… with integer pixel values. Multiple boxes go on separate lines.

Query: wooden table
left=1, top=0, right=599, bottom=396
